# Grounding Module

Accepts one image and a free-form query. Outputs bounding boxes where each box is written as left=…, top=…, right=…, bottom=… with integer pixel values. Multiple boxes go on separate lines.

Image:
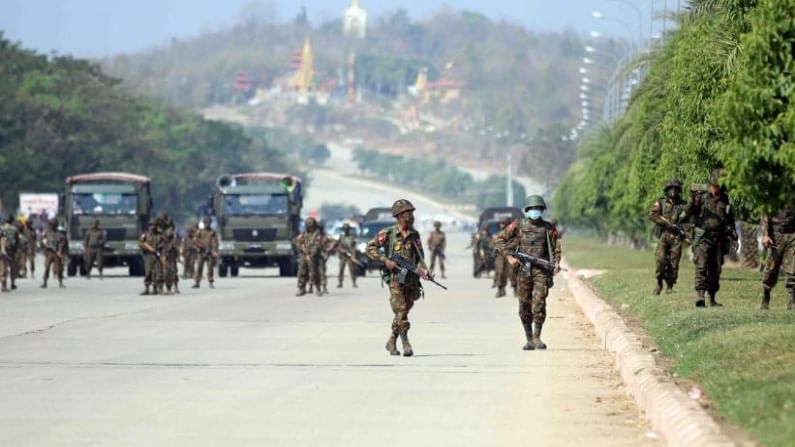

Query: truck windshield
left=72, top=193, right=137, bottom=215
left=223, top=194, right=288, bottom=215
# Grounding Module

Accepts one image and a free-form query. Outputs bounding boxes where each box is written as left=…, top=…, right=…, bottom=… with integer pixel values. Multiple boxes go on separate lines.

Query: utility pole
left=506, top=150, right=514, bottom=207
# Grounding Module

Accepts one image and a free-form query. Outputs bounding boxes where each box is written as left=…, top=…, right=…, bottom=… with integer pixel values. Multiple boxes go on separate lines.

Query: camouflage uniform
left=294, top=217, right=323, bottom=296
left=681, top=171, right=737, bottom=307
left=40, top=219, right=67, bottom=288
left=648, top=180, right=688, bottom=294
left=139, top=221, right=165, bottom=294
left=494, top=195, right=561, bottom=350
left=427, top=222, right=447, bottom=279
left=0, top=217, right=20, bottom=292
left=366, top=199, right=427, bottom=357
left=493, top=218, right=513, bottom=297
left=336, top=223, right=359, bottom=288
left=318, top=223, right=332, bottom=295
left=163, top=219, right=180, bottom=294
left=475, top=229, right=493, bottom=279
left=18, top=219, right=35, bottom=279
left=82, top=219, right=106, bottom=279
left=760, top=202, right=795, bottom=310
left=193, top=217, right=218, bottom=289
left=182, top=224, right=198, bottom=280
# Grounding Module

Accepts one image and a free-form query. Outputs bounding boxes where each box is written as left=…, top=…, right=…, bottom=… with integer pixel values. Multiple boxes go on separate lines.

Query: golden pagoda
left=289, top=37, right=315, bottom=97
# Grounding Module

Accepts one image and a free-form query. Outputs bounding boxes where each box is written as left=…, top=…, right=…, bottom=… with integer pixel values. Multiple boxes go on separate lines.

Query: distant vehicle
left=63, top=172, right=153, bottom=277
left=329, top=220, right=360, bottom=238
left=210, top=173, right=302, bottom=277
left=478, top=207, right=523, bottom=236
left=357, top=219, right=395, bottom=272
left=364, top=207, right=393, bottom=223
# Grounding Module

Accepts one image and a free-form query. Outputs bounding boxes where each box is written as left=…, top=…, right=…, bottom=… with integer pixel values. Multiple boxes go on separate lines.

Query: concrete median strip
left=563, top=260, right=737, bottom=447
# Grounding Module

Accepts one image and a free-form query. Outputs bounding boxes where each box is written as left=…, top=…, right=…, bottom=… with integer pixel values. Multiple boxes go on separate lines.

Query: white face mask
left=525, top=209, right=543, bottom=220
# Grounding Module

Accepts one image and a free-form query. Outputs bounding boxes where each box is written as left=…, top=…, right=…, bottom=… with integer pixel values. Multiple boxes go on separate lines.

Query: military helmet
left=391, top=199, right=416, bottom=217
left=202, top=215, right=212, bottom=224
left=434, top=221, right=442, bottom=228
left=305, top=217, right=317, bottom=225
left=342, top=222, right=351, bottom=230
left=92, top=218, right=101, bottom=228
left=525, top=195, right=546, bottom=210
left=664, top=179, right=683, bottom=192
left=709, top=168, right=724, bottom=186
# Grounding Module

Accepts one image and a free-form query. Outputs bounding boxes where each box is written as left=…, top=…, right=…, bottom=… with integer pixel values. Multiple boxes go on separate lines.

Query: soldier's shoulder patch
left=652, top=200, right=662, bottom=210
left=139, top=233, right=147, bottom=241
left=549, top=225, right=560, bottom=240
left=376, top=230, right=388, bottom=245
left=506, top=222, right=517, bottom=232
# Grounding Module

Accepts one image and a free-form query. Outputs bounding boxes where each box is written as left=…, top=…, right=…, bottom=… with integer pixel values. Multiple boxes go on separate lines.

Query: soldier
left=318, top=221, right=331, bottom=295
left=139, top=220, right=165, bottom=295
left=182, top=223, right=198, bottom=280
left=493, top=218, right=513, bottom=298
left=82, top=219, right=106, bottom=279
left=192, top=216, right=218, bottom=289
left=427, top=221, right=447, bottom=279
left=366, top=199, right=430, bottom=357
left=163, top=218, right=180, bottom=294
left=0, top=215, right=21, bottom=292
left=681, top=169, right=737, bottom=308
left=759, top=199, right=795, bottom=310
left=294, top=217, right=323, bottom=296
left=648, top=179, right=688, bottom=294
left=17, top=217, right=35, bottom=279
left=40, top=218, right=67, bottom=289
left=467, top=232, right=480, bottom=277
left=494, top=195, right=561, bottom=351
left=336, top=223, right=359, bottom=288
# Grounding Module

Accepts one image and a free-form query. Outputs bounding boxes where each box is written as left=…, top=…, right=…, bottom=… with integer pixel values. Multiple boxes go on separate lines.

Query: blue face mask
left=525, top=209, right=543, bottom=220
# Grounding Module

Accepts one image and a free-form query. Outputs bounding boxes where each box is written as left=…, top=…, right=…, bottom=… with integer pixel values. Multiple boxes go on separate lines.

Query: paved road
left=0, top=233, right=658, bottom=446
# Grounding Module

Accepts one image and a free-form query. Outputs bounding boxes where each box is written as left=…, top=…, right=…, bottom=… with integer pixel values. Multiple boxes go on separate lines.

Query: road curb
left=563, top=261, right=736, bottom=447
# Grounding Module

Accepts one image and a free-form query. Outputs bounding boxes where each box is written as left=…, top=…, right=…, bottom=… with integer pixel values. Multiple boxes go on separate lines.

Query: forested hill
left=101, top=8, right=596, bottom=136
left=0, top=34, right=296, bottom=219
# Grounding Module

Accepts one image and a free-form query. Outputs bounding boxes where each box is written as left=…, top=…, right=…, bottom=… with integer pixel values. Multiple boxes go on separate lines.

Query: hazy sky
left=0, top=0, right=682, bottom=56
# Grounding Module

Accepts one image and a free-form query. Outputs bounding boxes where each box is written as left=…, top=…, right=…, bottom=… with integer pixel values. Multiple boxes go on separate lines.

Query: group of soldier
left=293, top=218, right=359, bottom=297
left=0, top=214, right=67, bottom=291
left=650, top=168, right=795, bottom=310
left=137, top=214, right=218, bottom=295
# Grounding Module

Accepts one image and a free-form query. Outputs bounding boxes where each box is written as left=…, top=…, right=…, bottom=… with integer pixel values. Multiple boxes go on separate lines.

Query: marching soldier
left=648, top=180, right=688, bottom=294
left=318, top=221, right=331, bottom=295
left=163, top=218, right=180, bottom=294
left=366, top=199, right=430, bottom=357
left=493, top=218, right=513, bottom=297
left=681, top=169, right=737, bottom=307
left=476, top=228, right=493, bottom=280
left=0, top=215, right=20, bottom=292
left=760, top=199, right=795, bottom=310
left=40, top=218, right=67, bottom=289
left=193, top=215, right=218, bottom=289
left=427, top=221, right=447, bottom=279
left=82, top=219, right=106, bottom=279
left=336, top=222, right=359, bottom=289
left=494, top=195, right=562, bottom=351
left=139, top=220, right=165, bottom=295
left=294, top=217, right=323, bottom=296
left=182, top=223, right=198, bottom=280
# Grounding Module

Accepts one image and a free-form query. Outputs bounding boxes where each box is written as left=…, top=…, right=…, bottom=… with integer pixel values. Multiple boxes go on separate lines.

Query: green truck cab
left=211, top=173, right=302, bottom=277
left=63, top=172, right=152, bottom=277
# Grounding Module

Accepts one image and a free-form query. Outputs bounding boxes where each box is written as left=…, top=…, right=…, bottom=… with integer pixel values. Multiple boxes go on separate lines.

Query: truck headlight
left=276, top=242, right=292, bottom=251
left=219, top=242, right=235, bottom=251
left=124, top=242, right=139, bottom=251
left=69, top=241, right=83, bottom=252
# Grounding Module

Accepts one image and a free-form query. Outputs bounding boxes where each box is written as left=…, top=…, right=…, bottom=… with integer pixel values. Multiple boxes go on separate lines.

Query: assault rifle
left=338, top=248, right=367, bottom=267
left=388, top=253, right=447, bottom=290
left=513, top=249, right=566, bottom=277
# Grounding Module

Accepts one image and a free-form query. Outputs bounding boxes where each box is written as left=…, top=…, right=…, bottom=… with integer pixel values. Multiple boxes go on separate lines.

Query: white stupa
left=343, top=0, right=367, bottom=39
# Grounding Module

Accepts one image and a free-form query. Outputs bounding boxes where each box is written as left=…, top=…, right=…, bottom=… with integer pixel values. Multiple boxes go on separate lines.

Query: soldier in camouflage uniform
left=82, top=219, right=106, bottom=279
left=163, top=217, right=180, bottom=294
left=681, top=169, right=737, bottom=307
left=427, top=221, right=447, bottom=279
left=493, top=218, right=513, bottom=298
left=494, top=195, right=561, bottom=351
left=476, top=228, right=493, bottom=280
left=760, top=199, right=795, bottom=310
left=318, top=222, right=332, bottom=295
left=366, top=199, right=430, bottom=357
left=294, top=217, right=323, bottom=296
left=192, top=215, right=218, bottom=289
left=336, top=223, right=359, bottom=288
left=17, top=217, right=34, bottom=279
left=182, top=223, right=198, bottom=280
left=648, top=180, right=688, bottom=294
left=40, top=218, right=67, bottom=289
left=139, top=220, right=165, bottom=295
left=0, top=215, right=20, bottom=292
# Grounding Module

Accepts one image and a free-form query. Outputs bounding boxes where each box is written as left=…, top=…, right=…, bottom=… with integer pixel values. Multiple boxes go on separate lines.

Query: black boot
left=400, top=330, right=413, bottom=357
left=760, top=288, right=771, bottom=310
left=495, top=286, right=506, bottom=298
left=653, top=279, right=663, bottom=296
left=695, top=290, right=706, bottom=308
left=708, top=292, right=722, bottom=307
left=295, top=288, right=306, bottom=297
left=533, top=323, right=547, bottom=350
left=140, top=285, right=150, bottom=296
left=385, top=331, right=400, bottom=356
left=192, top=282, right=200, bottom=289
left=665, top=281, right=674, bottom=294
left=522, top=323, right=535, bottom=351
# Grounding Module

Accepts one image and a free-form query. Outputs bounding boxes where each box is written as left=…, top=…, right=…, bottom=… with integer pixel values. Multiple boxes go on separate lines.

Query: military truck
left=472, top=207, right=524, bottom=277
left=63, top=172, right=152, bottom=277
left=210, top=173, right=302, bottom=277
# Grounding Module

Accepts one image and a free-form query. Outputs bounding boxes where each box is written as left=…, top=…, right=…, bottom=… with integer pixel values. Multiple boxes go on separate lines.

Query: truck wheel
left=219, top=262, right=229, bottom=278
left=67, top=258, right=78, bottom=277
left=230, top=264, right=240, bottom=277
left=278, top=259, right=297, bottom=277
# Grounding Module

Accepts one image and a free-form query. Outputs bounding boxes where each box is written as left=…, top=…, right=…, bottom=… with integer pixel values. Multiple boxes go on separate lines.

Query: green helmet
left=434, top=221, right=442, bottom=228
left=664, top=179, right=682, bottom=192
left=342, top=222, right=351, bottom=230
left=525, top=195, right=546, bottom=210
left=391, top=199, right=416, bottom=217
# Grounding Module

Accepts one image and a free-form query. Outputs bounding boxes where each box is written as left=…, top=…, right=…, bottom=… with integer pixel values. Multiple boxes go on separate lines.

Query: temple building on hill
left=344, top=0, right=367, bottom=39
left=408, top=67, right=464, bottom=104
